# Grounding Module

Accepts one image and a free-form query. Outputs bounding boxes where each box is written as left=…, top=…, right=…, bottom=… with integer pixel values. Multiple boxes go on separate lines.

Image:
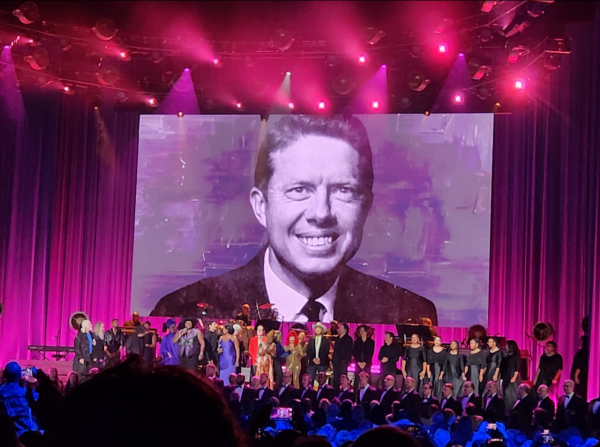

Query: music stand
left=395, top=324, right=434, bottom=343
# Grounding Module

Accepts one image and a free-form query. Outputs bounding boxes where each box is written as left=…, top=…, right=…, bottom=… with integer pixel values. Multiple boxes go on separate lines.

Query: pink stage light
left=357, top=54, right=367, bottom=65
left=513, top=78, right=525, bottom=91
left=177, top=111, right=184, bottom=118
left=212, top=57, right=222, bottom=68
left=147, top=97, right=158, bottom=107
left=63, top=86, right=70, bottom=93
left=236, top=102, right=243, bottom=110
left=119, top=51, right=129, bottom=60
left=452, top=93, right=464, bottom=105
left=317, top=101, right=327, bottom=111
left=288, top=102, right=295, bottom=110
left=436, top=43, right=449, bottom=55
left=371, top=100, right=381, bottom=110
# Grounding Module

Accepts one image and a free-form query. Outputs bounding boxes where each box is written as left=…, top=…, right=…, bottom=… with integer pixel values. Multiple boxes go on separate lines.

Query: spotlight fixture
left=147, top=97, right=158, bottom=107
left=357, top=54, right=368, bottom=65
left=13, top=2, right=40, bottom=25
left=285, top=71, right=291, bottom=76
left=317, top=100, right=328, bottom=111
left=468, top=59, right=492, bottom=80
left=118, top=50, right=131, bottom=61
left=436, top=43, right=449, bottom=55
left=177, top=111, right=184, bottom=118
left=288, top=102, right=295, bottom=110
left=362, top=27, right=386, bottom=46
left=212, top=57, right=222, bottom=68
left=235, top=102, right=245, bottom=111
left=407, top=71, right=430, bottom=92
left=62, top=85, right=75, bottom=96
left=331, top=73, right=355, bottom=96
left=479, top=28, right=493, bottom=43
left=24, top=47, right=49, bottom=70
left=270, top=29, right=295, bottom=52
left=95, top=65, right=119, bottom=86
left=507, top=46, right=528, bottom=64
left=91, top=95, right=101, bottom=110
left=92, top=18, right=118, bottom=41
left=452, top=93, right=465, bottom=105
left=512, top=78, right=526, bottom=91
left=424, top=110, right=430, bottom=116
left=370, top=100, right=381, bottom=110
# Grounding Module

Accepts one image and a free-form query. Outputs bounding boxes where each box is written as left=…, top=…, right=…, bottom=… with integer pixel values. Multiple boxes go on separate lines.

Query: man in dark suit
left=536, top=384, right=556, bottom=420
left=315, top=371, right=335, bottom=407
left=150, top=115, right=438, bottom=326
left=461, top=381, right=482, bottom=416
left=378, top=331, right=401, bottom=387
left=440, top=383, right=462, bottom=416
left=226, top=373, right=254, bottom=404
left=483, top=381, right=505, bottom=422
left=223, top=373, right=239, bottom=402
left=205, top=364, right=224, bottom=392
left=587, top=397, right=600, bottom=435
left=356, top=371, right=379, bottom=405
left=555, top=380, right=586, bottom=431
left=276, top=371, right=297, bottom=406
left=399, top=376, right=422, bottom=423
left=337, top=375, right=355, bottom=403
left=420, top=382, right=440, bottom=420
left=298, top=374, right=317, bottom=407
left=379, top=374, right=401, bottom=415
left=307, top=323, right=330, bottom=381
left=509, top=383, right=535, bottom=432
left=332, top=323, right=353, bottom=391
left=256, top=373, right=275, bottom=404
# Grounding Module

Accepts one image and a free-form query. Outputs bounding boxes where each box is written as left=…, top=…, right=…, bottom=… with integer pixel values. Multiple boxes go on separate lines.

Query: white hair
left=81, top=319, right=92, bottom=332
left=94, top=322, right=105, bottom=339
left=233, top=324, right=242, bottom=335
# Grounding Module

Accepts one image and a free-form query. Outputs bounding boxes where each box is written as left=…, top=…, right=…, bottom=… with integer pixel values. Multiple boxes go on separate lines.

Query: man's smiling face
left=251, top=134, right=372, bottom=279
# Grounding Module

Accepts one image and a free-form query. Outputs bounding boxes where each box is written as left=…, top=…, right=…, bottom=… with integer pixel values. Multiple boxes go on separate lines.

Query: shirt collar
left=263, top=247, right=339, bottom=322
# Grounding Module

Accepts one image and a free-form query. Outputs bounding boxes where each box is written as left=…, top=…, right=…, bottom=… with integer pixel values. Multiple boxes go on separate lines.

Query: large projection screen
left=132, top=113, right=493, bottom=327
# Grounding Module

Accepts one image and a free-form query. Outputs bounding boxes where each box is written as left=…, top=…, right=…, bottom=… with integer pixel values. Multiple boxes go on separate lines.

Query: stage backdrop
left=131, top=114, right=494, bottom=327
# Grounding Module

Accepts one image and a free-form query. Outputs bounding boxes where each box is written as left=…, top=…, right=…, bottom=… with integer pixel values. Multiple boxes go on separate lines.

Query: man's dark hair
left=255, top=115, right=374, bottom=194
left=42, top=356, right=243, bottom=447
left=546, top=341, right=557, bottom=349
left=385, top=331, right=395, bottom=339
left=353, top=426, right=420, bottom=447
left=339, top=322, right=349, bottom=333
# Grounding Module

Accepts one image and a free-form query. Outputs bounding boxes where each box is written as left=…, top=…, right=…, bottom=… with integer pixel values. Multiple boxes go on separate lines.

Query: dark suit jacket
left=276, top=384, right=297, bottom=406
left=420, top=395, right=440, bottom=418
left=337, top=388, right=355, bottom=403
left=357, top=385, right=379, bottom=404
left=332, top=334, right=353, bottom=367
left=224, top=384, right=254, bottom=403
left=400, top=390, right=422, bottom=423
left=587, top=398, right=600, bottom=431
left=307, top=336, right=330, bottom=368
left=257, top=386, right=275, bottom=404
left=205, top=376, right=224, bottom=392
left=151, top=246, right=438, bottom=325
left=441, top=396, right=462, bottom=416
left=556, top=394, right=586, bottom=431
left=379, top=387, right=402, bottom=414
left=299, top=387, right=317, bottom=407
left=315, top=384, right=335, bottom=405
left=462, top=393, right=483, bottom=415
left=509, top=396, right=535, bottom=431
left=483, top=395, right=506, bottom=422
left=537, top=396, right=556, bottom=420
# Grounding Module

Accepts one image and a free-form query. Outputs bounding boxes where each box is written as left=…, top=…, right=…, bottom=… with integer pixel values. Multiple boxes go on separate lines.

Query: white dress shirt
left=359, top=385, right=369, bottom=402
left=463, top=392, right=473, bottom=411
left=279, top=384, right=288, bottom=396
left=315, top=335, right=322, bottom=357
left=264, top=248, right=338, bottom=323
left=258, top=386, right=267, bottom=400
left=485, top=393, right=497, bottom=409
left=564, top=393, right=574, bottom=408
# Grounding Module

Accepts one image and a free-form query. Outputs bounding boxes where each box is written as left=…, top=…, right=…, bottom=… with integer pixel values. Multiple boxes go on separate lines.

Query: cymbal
left=259, top=303, right=276, bottom=309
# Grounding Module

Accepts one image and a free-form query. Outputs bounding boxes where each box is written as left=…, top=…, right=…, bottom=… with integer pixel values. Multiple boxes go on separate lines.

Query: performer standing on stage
left=502, top=340, right=521, bottom=410
left=236, top=304, right=252, bottom=326
left=332, top=323, right=353, bottom=391
left=427, top=336, right=447, bottom=400
left=465, top=338, right=485, bottom=396
left=204, top=321, right=220, bottom=371
left=249, top=324, right=266, bottom=377
left=482, top=337, right=502, bottom=397
left=142, top=321, right=157, bottom=367
left=219, top=325, right=240, bottom=381
left=353, top=324, right=375, bottom=379
left=533, top=341, right=563, bottom=400
left=91, top=322, right=106, bottom=371
left=173, top=318, right=205, bottom=374
left=284, top=330, right=302, bottom=387
left=403, top=333, right=427, bottom=391
left=378, top=331, right=401, bottom=387
left=440, top=340, right=464, bottom=398
left=159, top=319, right=179, bottom=366
left=73, top=319, right=93, bottom=380
left=307, top=322, right=330, bottom=382
left=104, top=319, right=123, bottom=368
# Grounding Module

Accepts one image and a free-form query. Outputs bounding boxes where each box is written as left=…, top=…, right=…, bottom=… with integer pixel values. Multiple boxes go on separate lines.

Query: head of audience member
left=404, top=377, right=416, bottom=393
left=89, top=367, right=100, bottom=376
left=533, top=408, right=550, bottom=429
left=340, top=374, right=350, bottom=391
left=340, top=400, right=353, bottom=419
left=410, top=333, right=420, bottom=345
left=383, top=375, right=395, bottom=390
left=43, top=356, right=244, bottom=447
left=433, top=336, right=442, bottom=347
left=422, top=382, right=432, bottom=398
left=563, top=379, right=575, bottom=396
left=228, top=373, right=237, bottom=386
left=236, top=374, right=246, bottom=386
left=317, top=371, right=327, bottom=387
left=49, top=367, right=60, bottom=383
left=338, top=323, right=349, bottom=337
left=327, top=401, right=340, bottom=419
left=384, top=331, right=394, bottom=346
left=294, top=435, right=332, bottom=447
left=259, top=373, right=269, bottom=387
left=67, top=372, right=78, bottom=387
left=463, top=381, right=475, bottom=397
left=205, top=364, right=217, bottom=378
left=443, top=383, right=454, bottom=399
left=469, top=338, right=480, bottom=350
left=443, top=408, right=457, bottom=425
left=353, top=426, right=420, bottom=447
left=537, top=384, right=549, bottom=400
left=282, top=371, right=292, bottom=386
left=351, top=404, right=366, bottom=424
left=369, top=403, right=388, bottom=426
left=545, top=341, right=557, bottom=355
left=250, top=376, right=260, bottom=390
left=486, top=380, right=498, bottom=396
left=268, top=396, right=280, bottom=407
left=2, top=362, right=22, bottom=383
left=301, top=373, right=311, bottom=389
left=358, top=371, right=370, bottom=388
left=208, top=321, right=218, bottom=333
left=465, top=403, right=479, bottom=417
left=318, top=398, right=331, bottom=413
left=517, top=383, right=530, bottom=399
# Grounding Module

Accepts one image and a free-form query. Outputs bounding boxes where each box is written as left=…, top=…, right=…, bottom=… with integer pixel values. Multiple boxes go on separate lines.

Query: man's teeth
left=299, top=236, right=333, bottom=246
